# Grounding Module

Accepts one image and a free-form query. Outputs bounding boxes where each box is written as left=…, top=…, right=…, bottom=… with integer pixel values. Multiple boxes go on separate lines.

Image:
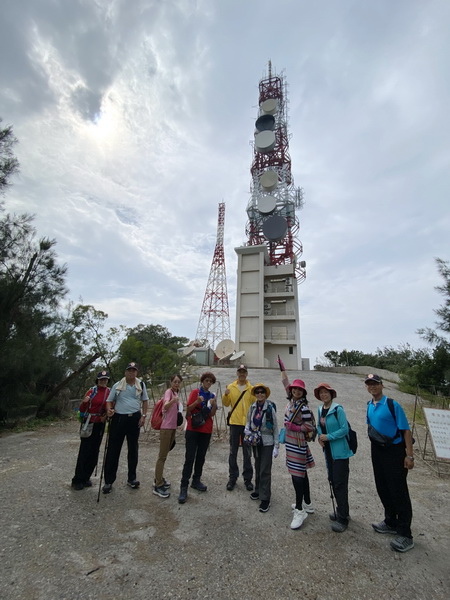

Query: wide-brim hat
left=251, top=383, right=271, bottom=398
left=288, top=379, right=307, bottom=393
left=314, top=383, right=337, bottom=400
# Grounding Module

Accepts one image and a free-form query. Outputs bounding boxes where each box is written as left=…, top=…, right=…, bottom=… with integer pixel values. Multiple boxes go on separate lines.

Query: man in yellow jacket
left=223, top=364, right=254, bottom=491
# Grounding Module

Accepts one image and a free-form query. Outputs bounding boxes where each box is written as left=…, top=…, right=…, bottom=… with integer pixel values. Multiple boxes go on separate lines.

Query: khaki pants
left=155, top=429, right=176, bottom=487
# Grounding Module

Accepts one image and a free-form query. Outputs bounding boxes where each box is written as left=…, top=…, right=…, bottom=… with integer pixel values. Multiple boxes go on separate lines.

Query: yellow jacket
left=222, top=379, right=253, bottom=426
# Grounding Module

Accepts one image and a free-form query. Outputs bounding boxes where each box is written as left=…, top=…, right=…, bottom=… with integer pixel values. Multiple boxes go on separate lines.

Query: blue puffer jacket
left=317, top=402, right=353, bottom=459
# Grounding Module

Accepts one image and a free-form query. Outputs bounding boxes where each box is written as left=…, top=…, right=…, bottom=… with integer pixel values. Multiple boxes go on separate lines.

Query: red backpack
left=150, top=397, right=165, bottom=430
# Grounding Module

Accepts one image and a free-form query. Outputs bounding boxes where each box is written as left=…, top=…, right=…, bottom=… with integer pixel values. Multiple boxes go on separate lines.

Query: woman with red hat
left=315, top=382, right=353, bottom=533
left=278, top=357, right=316, bottom=530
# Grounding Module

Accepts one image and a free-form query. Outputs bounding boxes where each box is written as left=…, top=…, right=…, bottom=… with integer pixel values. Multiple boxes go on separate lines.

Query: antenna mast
left=195, top=202, right=231, bottom=349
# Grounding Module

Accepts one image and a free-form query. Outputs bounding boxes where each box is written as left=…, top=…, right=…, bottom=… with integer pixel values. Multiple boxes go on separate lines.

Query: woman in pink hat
left=278, top=357, right=316, bottom=530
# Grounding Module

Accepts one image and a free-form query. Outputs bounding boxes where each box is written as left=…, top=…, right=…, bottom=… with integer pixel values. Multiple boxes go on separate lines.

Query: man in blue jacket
left=366, top=374, right=415, bottom=552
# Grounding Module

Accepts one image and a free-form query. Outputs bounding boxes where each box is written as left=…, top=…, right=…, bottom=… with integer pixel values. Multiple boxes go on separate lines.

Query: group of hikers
left=72, top=360, right=415, bottom=554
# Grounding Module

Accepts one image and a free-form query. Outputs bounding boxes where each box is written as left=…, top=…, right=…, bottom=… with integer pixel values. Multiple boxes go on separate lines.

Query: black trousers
left=228, top=424, right=253, bottom=483
left=180, top=430, right=211, bottom=487
left=252, top=444, right=273, bottom=502
left=371, top=441, right=413, bottom=538
left=104, top=412, right=141, bottom=485
left=324, top=447, right=350, bottom=522
left=72, top=422, right=105, bottom=485
left=292, top=473, right=311, bottom=509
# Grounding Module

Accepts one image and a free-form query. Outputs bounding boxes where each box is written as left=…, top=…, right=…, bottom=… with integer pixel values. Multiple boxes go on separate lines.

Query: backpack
left=150, top=397, right=165, bottom=430
left=331, top=406, right=358, bottom=454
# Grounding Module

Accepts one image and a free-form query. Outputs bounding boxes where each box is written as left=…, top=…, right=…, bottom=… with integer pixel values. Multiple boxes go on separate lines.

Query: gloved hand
left=273, top=447, right=279, bottom=458
left=285, top=421, right=301, bottom=432
left=277, top=355, right=286, bottom=372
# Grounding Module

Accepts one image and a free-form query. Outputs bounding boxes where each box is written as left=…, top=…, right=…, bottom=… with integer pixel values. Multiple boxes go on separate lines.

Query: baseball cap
left=237, top=364, right=248, bottom=372
left=365, top=374, right=383, bottom=384
left=96, top=370, right=110, bottom=380
left=126, top=362, right=139, bottom=371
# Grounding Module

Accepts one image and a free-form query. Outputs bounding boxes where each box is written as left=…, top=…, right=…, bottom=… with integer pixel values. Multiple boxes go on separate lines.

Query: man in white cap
left=102, top=362, right=148, bottom=494
left=223, top=365, right=254, bottom=491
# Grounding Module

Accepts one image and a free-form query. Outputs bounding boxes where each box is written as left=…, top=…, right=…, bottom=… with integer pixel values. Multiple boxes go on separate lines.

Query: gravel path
left=0, top=368, right=449, bottom=600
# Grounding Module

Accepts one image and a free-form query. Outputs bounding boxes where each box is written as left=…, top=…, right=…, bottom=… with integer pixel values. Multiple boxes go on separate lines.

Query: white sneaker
left=304, top=501, right=315, bottom=514
left=291, top=502, right=315, bottom=514
left=290, top=508, right=308, bottom=530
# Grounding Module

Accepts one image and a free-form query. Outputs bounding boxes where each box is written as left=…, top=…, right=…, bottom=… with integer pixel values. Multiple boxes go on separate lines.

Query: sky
left=1, top=0, right=449, bottom=367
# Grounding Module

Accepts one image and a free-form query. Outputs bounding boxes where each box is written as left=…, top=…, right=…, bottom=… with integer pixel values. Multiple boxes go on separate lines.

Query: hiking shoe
left=102, top=484, right=112, bottom=494
left=153, top=485, right=170, bottom=498
left=127, top=480, right=140, bottom=489
left=292, top=502, right=315, bottom=514
left=330, top=512, right=351, bottom=522
left=245, top=481, right=254, bottom=491
left=291, top=508, right=307, bottom=530
left=259, top=500, right=270, bottom=513
left=372, top=520, right=397, bottom=535
left=250, top=492, right=260, bottom=501
left=178, top=486, right=188, bottom=504
left=226, top=480, right=236, bottom=491
left=331, top=521, right=348, bottom=533
left=154, top=478, right=171, bottom=489
left=191, top=480, right=207, bottom=492
left=83, top=480, right=93, bottom=488
left=390, top=536, right=414, bottom=553
left=72, top=482, right=84, bottom=491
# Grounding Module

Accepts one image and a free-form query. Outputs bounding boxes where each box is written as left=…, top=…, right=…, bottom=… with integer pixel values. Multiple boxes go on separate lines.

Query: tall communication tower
left=234, top=62, right=307, bottom=370
left=195, top=202, right=231, bottom=349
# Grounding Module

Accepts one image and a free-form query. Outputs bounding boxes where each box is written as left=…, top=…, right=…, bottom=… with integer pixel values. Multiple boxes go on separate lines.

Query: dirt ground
left=0, top=368, right=449, bottom=600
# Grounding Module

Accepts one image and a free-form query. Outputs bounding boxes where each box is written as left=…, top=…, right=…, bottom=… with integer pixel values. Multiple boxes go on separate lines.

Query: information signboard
left=423, top=408, right=450, bottom=460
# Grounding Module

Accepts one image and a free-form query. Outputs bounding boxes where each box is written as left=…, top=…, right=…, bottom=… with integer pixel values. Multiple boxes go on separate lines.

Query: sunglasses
left=254, top=390, right=266, bottom=395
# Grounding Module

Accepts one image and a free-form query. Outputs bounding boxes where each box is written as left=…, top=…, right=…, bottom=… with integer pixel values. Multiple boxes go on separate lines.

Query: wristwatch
left=142, top=414, right=147, bottom=418
left=406, top=455, right=414, bottom=460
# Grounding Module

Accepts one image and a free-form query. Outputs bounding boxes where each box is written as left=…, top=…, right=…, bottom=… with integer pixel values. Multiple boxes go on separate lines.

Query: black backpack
left=332, top=406, right=358, bottom=454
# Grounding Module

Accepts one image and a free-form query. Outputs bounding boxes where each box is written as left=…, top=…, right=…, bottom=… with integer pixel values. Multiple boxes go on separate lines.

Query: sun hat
left=251, top=383, right=271, bottom=398
left=314, top=383, right=337, bottom=400
left=288, top=379, right=307, bottom=393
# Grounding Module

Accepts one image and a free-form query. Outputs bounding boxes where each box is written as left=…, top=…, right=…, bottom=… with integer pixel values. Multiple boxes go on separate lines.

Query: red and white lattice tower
left=195, top=202, right=231, bottom=349
left=246, top=61, right=306, bottom=281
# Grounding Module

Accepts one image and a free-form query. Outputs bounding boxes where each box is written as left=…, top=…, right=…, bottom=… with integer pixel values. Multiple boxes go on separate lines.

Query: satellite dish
left=255, top=130, right=276, bottom=153
left=258, top=195, right=276, bottom=214
left=255, top=114, right=275, bottom=132
left=215, top=339, right=236, bottom=360
left=260, top=98, right=278, bottom=115
left=262, top=215, right=288, bottom=242
left=230, top=350, right=245, bottom=362
left=181, top=345, right=196, bottom=357
left=260, top=170, right=278, bottom=192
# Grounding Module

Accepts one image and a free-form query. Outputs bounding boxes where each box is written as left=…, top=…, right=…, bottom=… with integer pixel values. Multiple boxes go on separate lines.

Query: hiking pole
left=97, top=419, right=110, bottom=503
left=329, top=479, right=337, bottom=520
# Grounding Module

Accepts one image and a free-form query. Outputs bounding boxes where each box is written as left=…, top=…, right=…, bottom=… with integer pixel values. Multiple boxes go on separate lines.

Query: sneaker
left=259, top=500, right=270, bottom=513
left=250, top=492, right=260, bottom=501
left=372, top=520, right=397, bottom=535
left=154, top=479, right=171, bottom=490
left=331, top=520, right=348, bottom=533
left=127, top=480, right=140, bottom=489
left=72, top=482, right=84, bottom=491
left=153, top=485, right=170, bottom=498
left=291, top=508, right=307, bottom=530
left=191, top=480, right=207, bottom=492
left=390, top=536, right=414, bottom=553
left=102, top=484, right=112, bottom=494
left=245, top=481, right=254, bottom=491
left=83, top=480, right=93, bottom=488
left=292, top=502, right=315, bottom=514
left=226, top=480, right=236, bottom=491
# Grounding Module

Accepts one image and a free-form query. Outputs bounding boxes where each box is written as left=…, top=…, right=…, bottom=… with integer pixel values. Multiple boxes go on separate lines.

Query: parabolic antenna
left=260, top=98, right=278, bottom=115
left=255, top=130, right=276, bottom=153
left=255, top=114, right=275, bottom=132
left=262, top=215, right=288, bottom=242
left=215, top=339, right=236, bottom=360
left=181, top=345, right=196, bottom=357
left=257, top=195, right=276, bottom=214
left=260, top=169, right=278, bottom=192
left=229, top=350, right=245, bottom=362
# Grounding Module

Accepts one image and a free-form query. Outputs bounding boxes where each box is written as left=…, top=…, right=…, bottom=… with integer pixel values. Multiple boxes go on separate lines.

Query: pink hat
left=288, top=379, right=307, bottom=393
left=314, top=383, right=337, bottom=400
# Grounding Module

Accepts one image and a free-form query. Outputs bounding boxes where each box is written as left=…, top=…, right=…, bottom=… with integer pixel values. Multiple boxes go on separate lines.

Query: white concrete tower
left=234, top=62, right=307, bottom=370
